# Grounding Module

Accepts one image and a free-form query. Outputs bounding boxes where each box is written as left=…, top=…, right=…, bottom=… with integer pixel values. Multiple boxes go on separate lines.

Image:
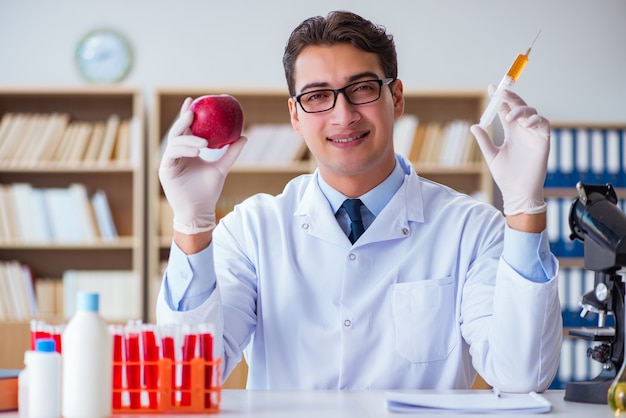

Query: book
left=37, top=113, right=71, bottom=164
left=385, top=390, right=552, bottom=414
left=25, top=113, right=70, bottom=166
left=0, top=264, right=12, bottom=320
left=67, top=183, right=98, bottom=242
left=112, top=118, right=131, bottom=163
left=35, top=277, right=62, bottom=318
left=82, top=120, right=106, bottom=163
left=393, top=115, right=419, bottom=159
left=235, top=124, right=306, bottom=166
left=44, top=187, right=80, bottom=243
left=9, top=183, right=41, bottom=243
left=63, top=269, right=141, bottom=321
left=0, top=369, right=19, bottom=412
left=97, top=114, right=121, bottom=163
left=91, top=189, right=118, bottom=241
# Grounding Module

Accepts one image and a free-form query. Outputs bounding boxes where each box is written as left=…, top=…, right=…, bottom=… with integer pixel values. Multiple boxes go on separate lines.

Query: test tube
left=30, top=320, right=50, bottom=350
left=125, top=320, right=142, bottom=409
left=51, top=325, right=64, bottom=354
left=110, top=324, right=124, bottom=409
left=141, top=323, right=159, bottom=409
left=198, top=323, right=214, bottom=408
left=159, top=324, right=178, bottom=406
left=180, top=325, right=197, bottom=406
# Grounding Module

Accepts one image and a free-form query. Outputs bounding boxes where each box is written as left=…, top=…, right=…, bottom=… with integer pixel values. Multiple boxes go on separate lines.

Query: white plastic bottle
left=62, top=292, right=113, bottom=418
left=18, top=351, right=32, bottom=418
left=28, top=338, right=61, bottom=418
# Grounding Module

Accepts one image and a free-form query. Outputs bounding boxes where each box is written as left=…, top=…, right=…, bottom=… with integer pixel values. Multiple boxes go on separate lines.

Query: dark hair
left=283, top=10, right=398, bottom=97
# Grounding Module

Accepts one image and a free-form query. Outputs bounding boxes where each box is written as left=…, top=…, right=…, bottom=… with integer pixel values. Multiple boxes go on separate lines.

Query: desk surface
left=1, top=389, right=615, bottom=417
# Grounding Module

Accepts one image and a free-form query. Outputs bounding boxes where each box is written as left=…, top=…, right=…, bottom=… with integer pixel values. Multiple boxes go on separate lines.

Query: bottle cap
left=35, top=338, right=56, bottom=353
left=77, top=291, right=99, bottom=312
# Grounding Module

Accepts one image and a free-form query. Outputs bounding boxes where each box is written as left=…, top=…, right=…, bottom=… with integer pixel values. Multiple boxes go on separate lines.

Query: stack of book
left=0, top=112, right=139, bottom=167
left=0, top=183, right=117, bottom=244
left=0, top=260, right=38, bottom=321
left=234, top=124, right=308, bottom=167
left=393, top=115, right=479, bottom=166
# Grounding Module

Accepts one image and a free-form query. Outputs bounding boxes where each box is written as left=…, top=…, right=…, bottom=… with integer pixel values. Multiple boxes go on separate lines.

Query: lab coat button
left=402, top=227, right=409, bottom=236
left=348, top=253, right=356, bottom=261
left=343, top=319, right=352, bottom=327
left=301, top=222, right=309, bottom=230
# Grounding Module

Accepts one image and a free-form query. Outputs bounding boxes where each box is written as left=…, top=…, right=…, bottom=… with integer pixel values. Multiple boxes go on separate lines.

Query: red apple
left=189, top=94, right=244, bottom=149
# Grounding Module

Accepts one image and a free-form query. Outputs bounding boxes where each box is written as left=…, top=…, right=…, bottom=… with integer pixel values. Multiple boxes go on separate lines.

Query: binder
left=558, top=129, right=575, bottom=188
left=574, top=128, right=590, bottom=183
left=590, top=129, right=605, bottom=183
left=606, top=129, right=621, bottom=187
left=545, top=128, right=559, bottom=187
left=546, top=198, right=561, bottom=255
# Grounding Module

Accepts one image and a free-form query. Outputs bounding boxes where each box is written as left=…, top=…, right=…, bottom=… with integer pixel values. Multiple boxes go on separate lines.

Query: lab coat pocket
left=391, top=277, right=457, bottom=363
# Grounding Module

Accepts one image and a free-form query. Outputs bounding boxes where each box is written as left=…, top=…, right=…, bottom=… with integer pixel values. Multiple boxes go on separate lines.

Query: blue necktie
left=342, top=199, right=365, bottom=243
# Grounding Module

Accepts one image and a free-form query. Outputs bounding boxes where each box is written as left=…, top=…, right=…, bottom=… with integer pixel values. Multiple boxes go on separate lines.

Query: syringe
left=478, top=30, right=541, bottom=129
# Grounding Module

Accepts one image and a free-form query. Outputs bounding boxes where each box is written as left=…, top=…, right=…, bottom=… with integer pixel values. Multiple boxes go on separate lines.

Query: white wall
left=1, top=0, right=625, bottom=123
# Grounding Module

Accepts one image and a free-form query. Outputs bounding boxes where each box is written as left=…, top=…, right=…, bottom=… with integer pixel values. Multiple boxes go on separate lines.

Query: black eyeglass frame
left=294, top=78, right=396, bottom=114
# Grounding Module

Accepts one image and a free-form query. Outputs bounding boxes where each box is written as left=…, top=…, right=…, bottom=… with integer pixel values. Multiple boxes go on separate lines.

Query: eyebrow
left=298, top=71, right=382, bottom=93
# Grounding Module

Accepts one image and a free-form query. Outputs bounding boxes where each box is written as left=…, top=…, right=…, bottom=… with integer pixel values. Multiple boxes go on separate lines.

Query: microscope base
left=564, top=376, right=613, bottom=404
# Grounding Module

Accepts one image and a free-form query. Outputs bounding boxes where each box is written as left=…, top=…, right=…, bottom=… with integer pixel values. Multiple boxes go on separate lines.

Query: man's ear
left=288, top=98, right=303, bottom=136
left=392, top=79, right=405, bottom=119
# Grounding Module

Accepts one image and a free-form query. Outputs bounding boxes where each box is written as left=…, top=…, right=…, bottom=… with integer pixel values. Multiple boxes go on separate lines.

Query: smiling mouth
left=328, top=132, right=367, bottom=143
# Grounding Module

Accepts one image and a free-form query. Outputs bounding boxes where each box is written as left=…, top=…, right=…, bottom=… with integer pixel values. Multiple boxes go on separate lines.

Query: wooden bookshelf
left=0, top=87, right=146, bottom=369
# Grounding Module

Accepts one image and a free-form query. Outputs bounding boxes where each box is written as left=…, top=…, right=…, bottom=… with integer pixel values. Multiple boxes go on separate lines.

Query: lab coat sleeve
left=155, top=241, right=230, bottom=383
left=461, top=221, right=562, bottom=393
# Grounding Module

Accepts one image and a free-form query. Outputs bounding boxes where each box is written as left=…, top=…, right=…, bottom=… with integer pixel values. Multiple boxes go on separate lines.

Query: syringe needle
left=525, top=29, right=542, bottom=56
left=478, top=31, right=542, bottom=129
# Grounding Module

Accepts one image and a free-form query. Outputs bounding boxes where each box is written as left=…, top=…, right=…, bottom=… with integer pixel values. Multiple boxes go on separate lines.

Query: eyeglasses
left=294, top=78, right=395, bottom=113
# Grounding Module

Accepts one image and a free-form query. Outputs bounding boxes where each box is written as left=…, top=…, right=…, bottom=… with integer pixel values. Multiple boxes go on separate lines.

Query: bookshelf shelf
left=0, top=165, right=136, bottom=173
left=0, top=88, right=146, bottom=329
left=0, top=237, right=137, bottom=250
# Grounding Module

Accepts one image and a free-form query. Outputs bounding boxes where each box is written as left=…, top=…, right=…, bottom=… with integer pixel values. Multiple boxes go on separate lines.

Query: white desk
left=1, top=389, right=614, bottom=417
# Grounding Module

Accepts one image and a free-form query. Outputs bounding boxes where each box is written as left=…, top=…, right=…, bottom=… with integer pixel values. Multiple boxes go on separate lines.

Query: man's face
left=288, top=43, right=404, bottom=194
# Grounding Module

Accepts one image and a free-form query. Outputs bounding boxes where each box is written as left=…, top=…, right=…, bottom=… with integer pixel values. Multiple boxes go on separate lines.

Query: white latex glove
left=470, top=87, right=549, bottom=216
left=159, top=98, right=247, bottom=234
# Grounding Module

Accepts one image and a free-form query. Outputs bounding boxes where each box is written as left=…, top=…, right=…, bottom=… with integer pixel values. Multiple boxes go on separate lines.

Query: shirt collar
left=317, top=155, right=408, bottom=216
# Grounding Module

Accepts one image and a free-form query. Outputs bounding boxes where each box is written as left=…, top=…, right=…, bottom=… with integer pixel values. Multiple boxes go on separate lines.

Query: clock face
left=75, top=29, right=132, bottom=83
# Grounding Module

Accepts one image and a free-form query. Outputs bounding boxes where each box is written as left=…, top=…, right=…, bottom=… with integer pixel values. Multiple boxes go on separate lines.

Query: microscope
left=564, top=182, right=626, bottom=404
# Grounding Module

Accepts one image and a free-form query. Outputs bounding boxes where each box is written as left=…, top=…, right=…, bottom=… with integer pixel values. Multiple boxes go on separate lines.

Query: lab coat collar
left=294, top=159, right=425, bottom=245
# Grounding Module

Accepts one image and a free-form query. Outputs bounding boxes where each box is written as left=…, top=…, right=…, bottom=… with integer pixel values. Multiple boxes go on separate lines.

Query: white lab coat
left=157, top=159, right=562, bottom=391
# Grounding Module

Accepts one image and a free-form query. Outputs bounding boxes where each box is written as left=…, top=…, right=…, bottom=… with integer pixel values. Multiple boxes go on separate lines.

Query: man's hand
left=470, top=87, right=549, bottom=217
left=159, top=97, right=246, bottom=236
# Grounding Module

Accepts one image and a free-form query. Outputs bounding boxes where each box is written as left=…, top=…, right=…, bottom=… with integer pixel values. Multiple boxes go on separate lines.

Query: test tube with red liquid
left=180, top=325, right=197, bottom=406
left=159, top=324, right=178, bottom=407
left=198, top=323, right=214, bottom=408
left=30, top=320, right=50, bottom=350
left=110, top=324, right=124, bottom=409
left=141, top=323, right=159, bottom=409
left=125, top=320, right=142, bottom=409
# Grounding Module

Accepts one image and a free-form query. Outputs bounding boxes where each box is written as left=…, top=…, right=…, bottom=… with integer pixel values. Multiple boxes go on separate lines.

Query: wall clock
left=75, top=29, right=133, bottom=83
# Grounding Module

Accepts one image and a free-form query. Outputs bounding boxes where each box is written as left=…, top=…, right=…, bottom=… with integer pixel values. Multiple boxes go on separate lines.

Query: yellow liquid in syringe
left=506, top=50, right=530, bottom=82
left=478, top=31, right=539, bottom=129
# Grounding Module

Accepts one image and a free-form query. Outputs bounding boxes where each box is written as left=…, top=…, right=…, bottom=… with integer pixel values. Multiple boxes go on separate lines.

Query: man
left=157, top=10, right=562, bottom=391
